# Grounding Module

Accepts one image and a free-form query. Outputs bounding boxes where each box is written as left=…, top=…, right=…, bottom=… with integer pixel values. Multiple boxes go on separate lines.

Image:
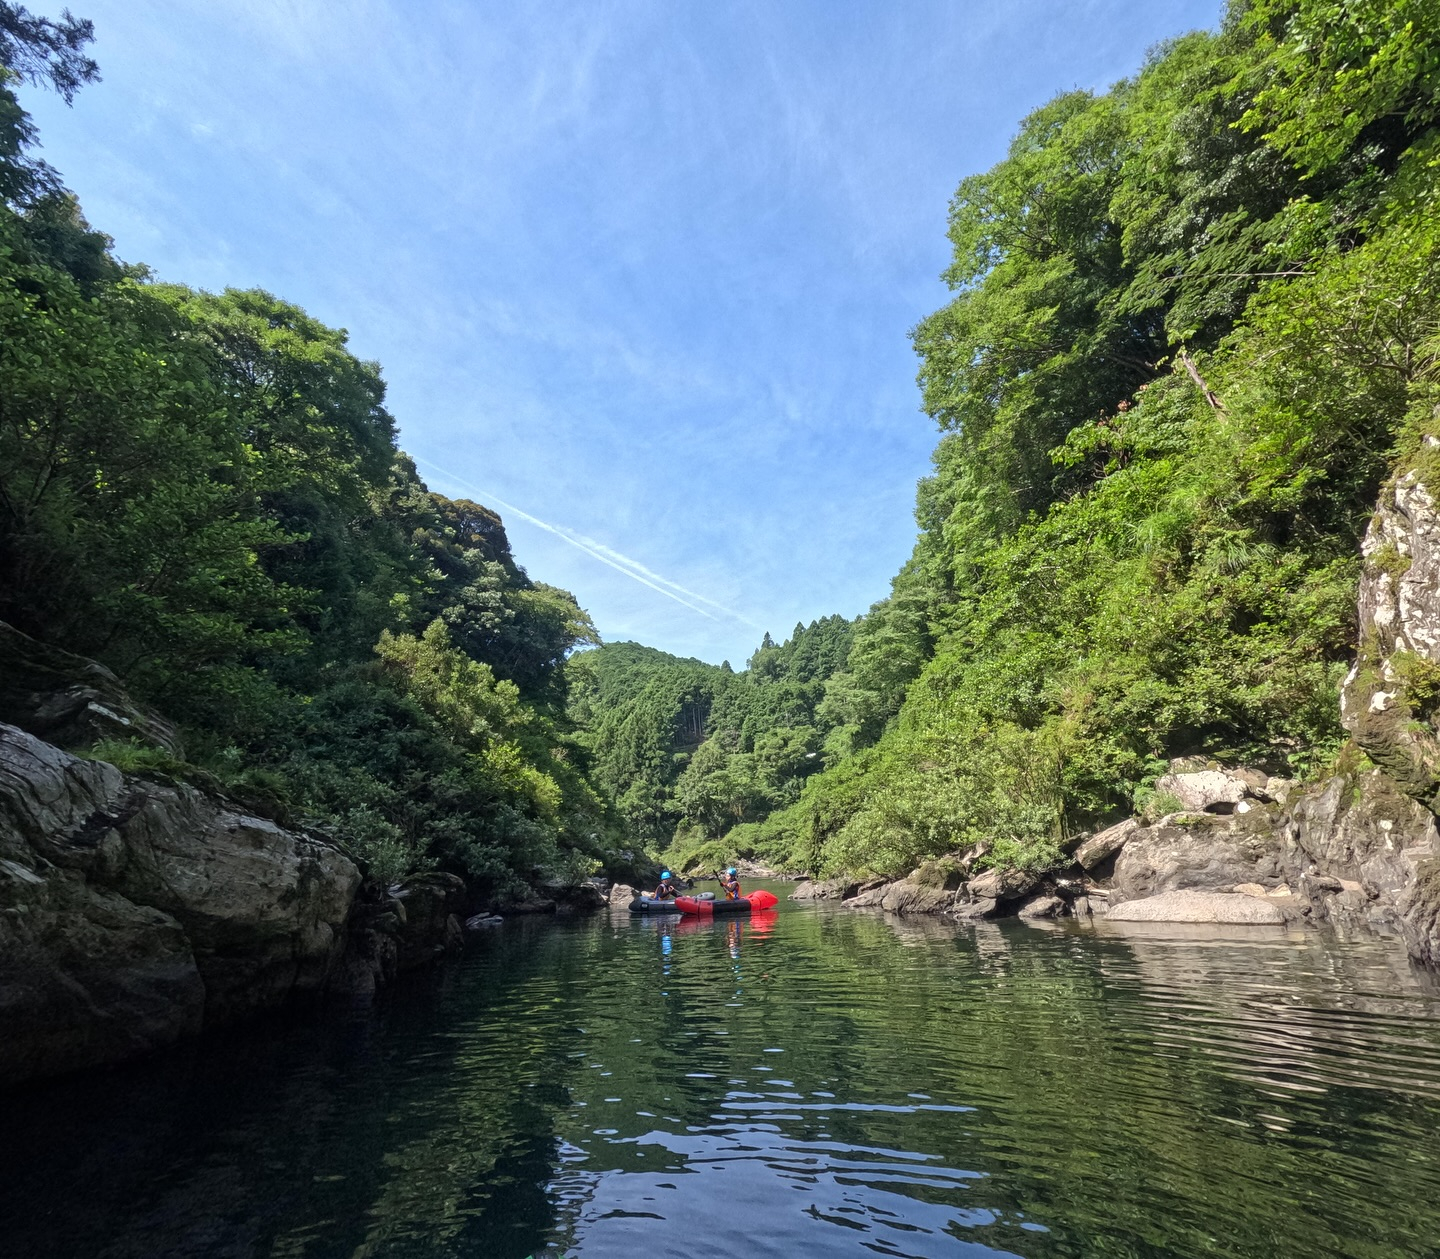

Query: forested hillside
left=577, top=0, right=1440, bottom=878
left=0, top=14, right=614, bottom=896
left=568, top=616, right=853, bottom=868
left=8, top=0, right=1439, bottom=891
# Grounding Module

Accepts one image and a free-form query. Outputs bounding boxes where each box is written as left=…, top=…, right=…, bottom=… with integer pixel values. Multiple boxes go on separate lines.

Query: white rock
left=1155, top=771, right=1247, bottom=812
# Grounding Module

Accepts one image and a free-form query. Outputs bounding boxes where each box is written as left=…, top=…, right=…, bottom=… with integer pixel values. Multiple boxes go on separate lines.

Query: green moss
left=1390, top=650, right=1440, bottom=717
left=1333, top=741, right=1372, bottom=778
left=1372, top=541, right=1412, bottom=584
left=913, top=856, right=968, bottom=889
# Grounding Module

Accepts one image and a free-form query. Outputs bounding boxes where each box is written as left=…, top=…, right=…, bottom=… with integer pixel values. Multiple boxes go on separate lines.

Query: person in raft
left=653, top=870, right=680, bottom=900
left=720, top=867, right=742, bottom=901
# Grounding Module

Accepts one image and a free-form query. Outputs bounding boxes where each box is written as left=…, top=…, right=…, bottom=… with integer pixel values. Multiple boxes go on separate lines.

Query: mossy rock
left=913, top=856, right=968, bottom=890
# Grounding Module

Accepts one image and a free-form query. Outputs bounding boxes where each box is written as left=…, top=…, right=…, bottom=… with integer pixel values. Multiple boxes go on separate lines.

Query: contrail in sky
left=413, top=457, right=759, bottom=628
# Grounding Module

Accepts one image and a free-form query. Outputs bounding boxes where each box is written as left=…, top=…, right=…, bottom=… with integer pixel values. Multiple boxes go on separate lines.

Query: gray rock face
left=1110, top=813, right=1289, bottom=905
left=1341, top=468, right=1440, bottom=807
left=966, top=867, right=1039, bottom=902
left=0, top=620, right=181, bottom=755
left=1106, top=891, right=1287, bottom=924
left=1288, top=770, right=1439, bottom=960
left=842, top=882, right=893, bottom=909
left=0, top=722, right=370, bottom=1084
left=879, top=878, right=958, bottom=915
left=1016, top=894, right=1064, bottom=919
left=790, top=877, right=858, bottom=901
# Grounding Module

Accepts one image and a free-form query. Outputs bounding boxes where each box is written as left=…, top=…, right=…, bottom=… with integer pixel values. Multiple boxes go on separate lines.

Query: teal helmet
left=661, top=870, right=672, bottom=879
left=727, top=867, right=738, bottom=875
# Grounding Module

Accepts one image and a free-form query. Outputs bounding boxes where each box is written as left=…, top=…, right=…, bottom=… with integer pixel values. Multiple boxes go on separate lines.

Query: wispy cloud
left=413, top=457, right=757, bottom=628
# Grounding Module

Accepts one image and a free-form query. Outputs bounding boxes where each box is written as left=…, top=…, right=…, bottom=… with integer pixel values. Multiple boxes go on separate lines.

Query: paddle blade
left=747, top=889, right=778, bottom=910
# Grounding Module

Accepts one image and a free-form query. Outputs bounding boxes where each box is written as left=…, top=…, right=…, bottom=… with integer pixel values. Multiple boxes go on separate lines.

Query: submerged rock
left=1106, top=890, right=1287, bottom=924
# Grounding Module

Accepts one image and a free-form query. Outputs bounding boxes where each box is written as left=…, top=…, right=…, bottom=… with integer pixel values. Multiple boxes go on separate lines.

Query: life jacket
left=656, top=880, right=678, bottom=898
left=722, top=877, right=741, bottom=900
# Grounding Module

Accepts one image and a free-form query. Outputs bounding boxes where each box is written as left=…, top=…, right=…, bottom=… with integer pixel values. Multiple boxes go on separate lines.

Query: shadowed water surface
left=5, top=889, right=1440, bottom=1258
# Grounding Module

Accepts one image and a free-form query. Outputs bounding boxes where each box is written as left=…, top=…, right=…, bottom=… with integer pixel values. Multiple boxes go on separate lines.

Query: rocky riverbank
left=0, top=720, right=470, bottom=1085
left=793, top=760, right=1440, bottom=967
left=0, top=624, right=610, bottom=1087
left=797, top=454, right=1440, bottom=972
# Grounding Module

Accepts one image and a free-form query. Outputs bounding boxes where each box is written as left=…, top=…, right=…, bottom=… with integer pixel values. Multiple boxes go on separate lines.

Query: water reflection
left=4, top=891, right=1440, bottom=1258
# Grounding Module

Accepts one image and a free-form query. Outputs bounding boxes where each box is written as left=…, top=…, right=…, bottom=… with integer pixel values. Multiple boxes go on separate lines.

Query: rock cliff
left=0, top=721, right=468, bottom=1086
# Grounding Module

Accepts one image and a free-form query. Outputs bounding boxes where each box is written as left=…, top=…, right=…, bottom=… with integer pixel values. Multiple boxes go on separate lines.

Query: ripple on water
left=4, top=896, right=1440, bottom=1258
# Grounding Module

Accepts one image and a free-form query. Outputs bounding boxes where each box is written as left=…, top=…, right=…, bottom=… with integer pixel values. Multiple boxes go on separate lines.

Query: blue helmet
left=727, top=867, right=738, bottom=875
left=661, top=870, right=672, bottom=879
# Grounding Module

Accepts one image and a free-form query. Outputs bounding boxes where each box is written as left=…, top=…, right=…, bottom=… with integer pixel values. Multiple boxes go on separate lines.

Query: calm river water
left=6, top=886, right=1440, bottom=1258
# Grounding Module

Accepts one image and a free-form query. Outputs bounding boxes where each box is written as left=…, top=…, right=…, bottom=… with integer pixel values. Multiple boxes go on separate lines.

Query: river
left=5, top=885, right=1440, bottom=1258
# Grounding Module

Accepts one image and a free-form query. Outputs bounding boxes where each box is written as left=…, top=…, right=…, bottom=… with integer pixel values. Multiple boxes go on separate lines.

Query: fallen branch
left=1177, top=349, right=1225, bottom=411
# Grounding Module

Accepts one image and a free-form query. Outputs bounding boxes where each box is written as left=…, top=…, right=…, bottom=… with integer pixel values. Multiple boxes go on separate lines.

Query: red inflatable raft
left=674, top=889, right=778, bottom=915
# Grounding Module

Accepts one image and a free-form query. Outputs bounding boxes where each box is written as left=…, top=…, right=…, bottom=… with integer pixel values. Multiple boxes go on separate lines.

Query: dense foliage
left=755, top=0, right=1440, bottom=877
left=0, top=14, right=611, bottom=894
left=569, top=616, right=854, bottom=869
left=576, top=0, right=1440, bottom=879
left=8, top=0, right=1439, bottom=889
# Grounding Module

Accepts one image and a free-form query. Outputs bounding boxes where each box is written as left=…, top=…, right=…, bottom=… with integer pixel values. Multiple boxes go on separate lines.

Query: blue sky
left=26, top=0, right=1221, bottom=665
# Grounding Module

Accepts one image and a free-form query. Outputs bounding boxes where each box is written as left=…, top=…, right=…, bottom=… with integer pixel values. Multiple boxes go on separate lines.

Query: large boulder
left=1154, top=770, right=1248, bottom=813
left=1016, top=894, right=1065, bottom=919
left=965, top=867, right=1040, bottom=902
left=608, top=881, right=639, bottom=907
left=540, top=880, right=606, bottom=916
left=1074, top=819, right=1139, bottom=872
left=0, top=620, right=181, bottom=755
left=842, top=881, right=894, bottom=909
left=791, top=877, right=861, bottom=901
left=1109, top=812, right=1289, bottom=906
left=0, top=722, right=363, bottom=1083
left=880, top=878, right=958, bottom=915
left=1106, top=890, right=1287, bottom=924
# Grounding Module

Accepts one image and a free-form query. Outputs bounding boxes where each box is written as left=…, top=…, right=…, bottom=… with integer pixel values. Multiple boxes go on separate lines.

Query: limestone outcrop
left=1341, top=462, right=1440, bottom=807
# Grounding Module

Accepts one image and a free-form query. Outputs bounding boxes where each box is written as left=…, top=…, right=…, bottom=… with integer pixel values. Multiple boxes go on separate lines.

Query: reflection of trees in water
left=766, top=907, right=1440, bottom=1257
left=8, top=908, right=1440, bottom=1258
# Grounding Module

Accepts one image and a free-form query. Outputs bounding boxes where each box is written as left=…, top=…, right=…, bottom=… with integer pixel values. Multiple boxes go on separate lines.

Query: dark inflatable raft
left=628, top=892, right=714, bottom=914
